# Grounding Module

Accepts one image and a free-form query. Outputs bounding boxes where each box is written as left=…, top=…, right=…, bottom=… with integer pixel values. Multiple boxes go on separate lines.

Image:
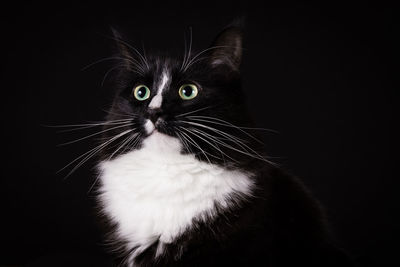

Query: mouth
left=144, top=119, right=167, bottom=136
left=144, top=118, right=174, bottom=138
left=144, top=119, right=156, bottom=135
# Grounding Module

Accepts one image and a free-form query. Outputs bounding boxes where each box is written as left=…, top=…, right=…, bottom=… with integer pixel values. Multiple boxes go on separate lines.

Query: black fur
left=96, top=21, right=355, bottom=266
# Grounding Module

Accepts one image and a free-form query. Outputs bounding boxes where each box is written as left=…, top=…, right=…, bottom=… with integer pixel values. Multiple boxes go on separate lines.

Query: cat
left=94, top=20, right=354, bottom=266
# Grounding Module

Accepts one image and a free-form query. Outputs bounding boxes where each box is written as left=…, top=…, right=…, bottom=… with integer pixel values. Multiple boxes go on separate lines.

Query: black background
left=1, top=2, right=397, bottom=266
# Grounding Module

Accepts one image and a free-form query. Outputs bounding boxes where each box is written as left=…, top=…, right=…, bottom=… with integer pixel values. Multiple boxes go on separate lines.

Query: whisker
left=181, top=120, right=248, bottom=144
left=187, top=115, right=278, bottom=133
left=140, top=41, right=149, bottom=72
left=58, top=124, right=136, bottom=146
left=108, top=36, right=150, bottom=70
left=178, top=130, right=212, bottom=164
left=181, top=30, right=188, bottom=71
left=88, top=133, right=141, bottom=194
left=181, top=56, right=211, bottom=70
left=108, top=132, right=139, bottom=160
left=49, top=118, right=133, bottom=128
left=174, top=129, right=194, bottom=155
left=102, top=109, right=136, bottom=119
left=67, top=129, right=134, bottom=177
left=80, top=56, right=135, bottom=71
left=124, top=133, right=142, bottom=154
left=182, top=45, right=238, bottom=72
left=101, top=65, right=122, bottom=87
left=185, top=116, right=266, bottom=144
left=48, top=119, right=134, bottom=132
left=59, top=129, right=133, bottom=178
left=179, top=126, right=231, bottom=163
left=188, top=126, right=272, bottom=164
left=191, top=118, right=264, bottom=144
left=100, top=63, right=144, bottom=87
left=179, top=120, right=274, bottom=164
left=124, top=56, right=147, bottom=76
left=176, top=105, right=214, bottom=118
left=180, top=27, right=193, bottom=71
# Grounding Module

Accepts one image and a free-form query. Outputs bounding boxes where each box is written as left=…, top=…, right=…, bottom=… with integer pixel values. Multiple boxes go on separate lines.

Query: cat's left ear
left=209, top=19, right=244, bottom=71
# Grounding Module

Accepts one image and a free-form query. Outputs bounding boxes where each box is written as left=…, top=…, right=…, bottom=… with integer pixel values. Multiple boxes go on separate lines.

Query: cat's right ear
left=110, top=27, right=134, bottom=64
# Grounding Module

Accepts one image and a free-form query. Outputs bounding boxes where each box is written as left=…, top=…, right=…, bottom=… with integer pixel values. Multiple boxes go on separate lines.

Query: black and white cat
left=95, top=20, right=354, bottom=266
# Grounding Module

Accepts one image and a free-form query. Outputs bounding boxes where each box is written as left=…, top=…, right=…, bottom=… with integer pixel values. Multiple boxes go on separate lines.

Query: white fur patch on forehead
left=149, top=68, right=171, bottom=109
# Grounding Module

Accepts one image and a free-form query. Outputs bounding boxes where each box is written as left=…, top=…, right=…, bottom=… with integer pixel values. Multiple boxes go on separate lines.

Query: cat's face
left=101, top=23, right=264, bottom=166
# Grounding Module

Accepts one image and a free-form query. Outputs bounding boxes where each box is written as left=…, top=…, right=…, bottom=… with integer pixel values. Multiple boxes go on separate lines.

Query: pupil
left=183, top=87, right=192, bottom=96
left=138, top=88, right=145, bottom=97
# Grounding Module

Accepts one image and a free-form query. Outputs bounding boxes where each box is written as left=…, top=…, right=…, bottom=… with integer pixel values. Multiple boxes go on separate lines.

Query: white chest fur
left=98, top=132, right=254, bottom=260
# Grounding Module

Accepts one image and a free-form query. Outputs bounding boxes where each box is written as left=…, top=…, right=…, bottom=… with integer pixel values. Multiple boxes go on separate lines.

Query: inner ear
left=209, top=20, right=244, bottom=71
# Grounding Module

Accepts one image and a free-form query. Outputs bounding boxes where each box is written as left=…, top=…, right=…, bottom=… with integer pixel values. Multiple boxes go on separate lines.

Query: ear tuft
left=109, top=26, right=133, bottom=60
left=209, top=18, right=245, bottom=71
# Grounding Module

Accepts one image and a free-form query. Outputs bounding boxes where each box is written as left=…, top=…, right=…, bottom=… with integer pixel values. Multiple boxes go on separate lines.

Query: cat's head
left=100, top=20, right=267, bottom=166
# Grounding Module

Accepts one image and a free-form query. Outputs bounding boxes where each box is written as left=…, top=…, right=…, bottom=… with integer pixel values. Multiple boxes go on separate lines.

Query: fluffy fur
left=98, top=132, right=253, bottom=265
left=93, top=21, right=355, bottom=266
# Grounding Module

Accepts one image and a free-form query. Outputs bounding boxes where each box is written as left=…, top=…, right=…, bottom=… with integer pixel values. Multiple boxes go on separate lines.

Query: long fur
left=92, top=21, right=355, bottom=266
left=98, top=132, right=254, bottom=265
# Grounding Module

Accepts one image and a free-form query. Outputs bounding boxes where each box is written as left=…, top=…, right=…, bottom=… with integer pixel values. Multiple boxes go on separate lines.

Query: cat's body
left=94, top=21, right=354, bottom=266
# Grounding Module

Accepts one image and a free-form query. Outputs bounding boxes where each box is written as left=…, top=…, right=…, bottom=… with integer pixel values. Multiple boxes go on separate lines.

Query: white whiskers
left=174, top=115, right=276, bottom=165
left=87, top=132, right=142, bottom=194
left=49, top=118, right=134, bottom=132
left=59, top=129, right=134, bottom=178
left=53, top=116, right=142, bottom=179
left=176, top=106, right=214, bottom=118
left=58, top=124, right=136, bottom=146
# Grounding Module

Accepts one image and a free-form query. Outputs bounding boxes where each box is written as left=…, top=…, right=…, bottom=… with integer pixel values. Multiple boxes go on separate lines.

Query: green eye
left=179, top=84, right=198, bottom=100
left=133, top=85, right=150, bottom=101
